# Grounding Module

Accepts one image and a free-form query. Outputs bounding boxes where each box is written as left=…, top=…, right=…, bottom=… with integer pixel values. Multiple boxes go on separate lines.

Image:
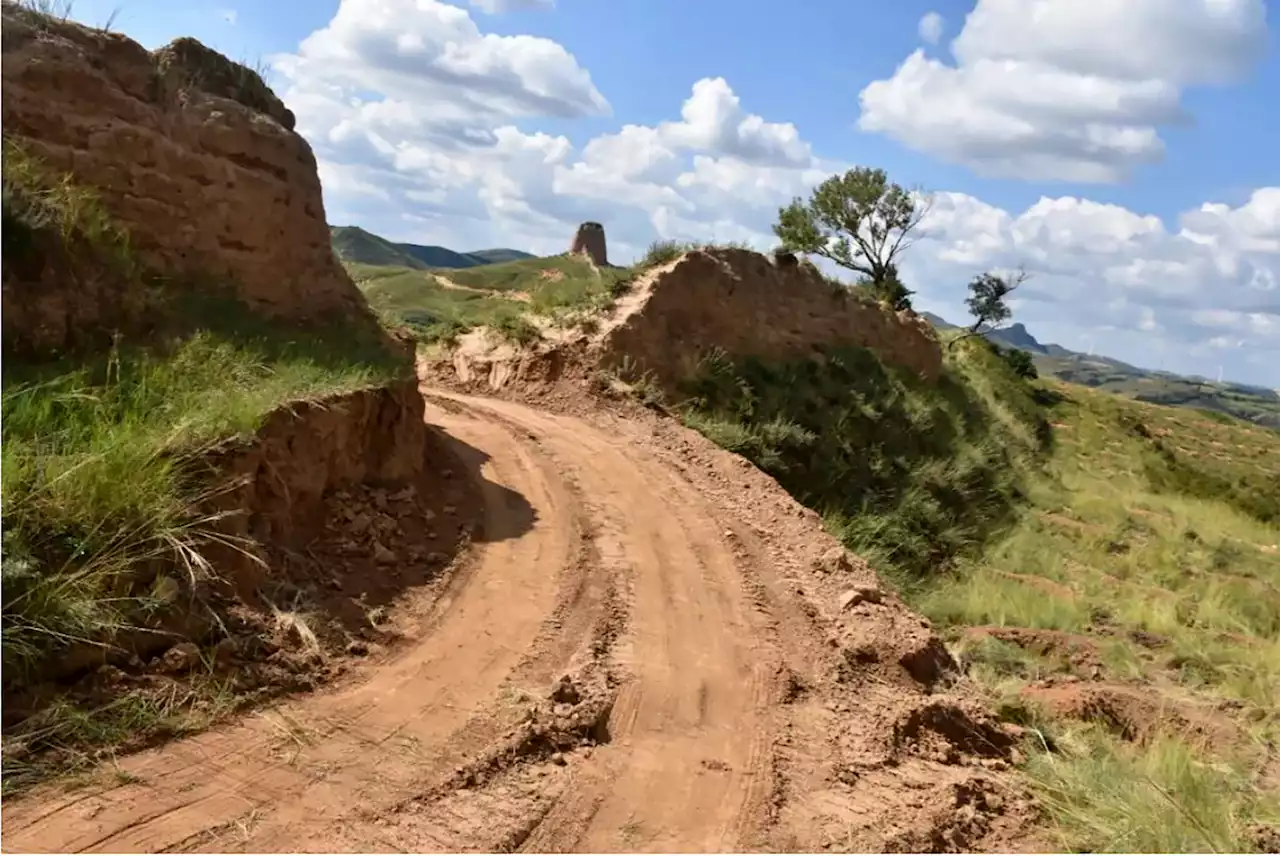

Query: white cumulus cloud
left=468, top=0, right=555, bottom=13
left=858, top=0, right=1269, bottom=182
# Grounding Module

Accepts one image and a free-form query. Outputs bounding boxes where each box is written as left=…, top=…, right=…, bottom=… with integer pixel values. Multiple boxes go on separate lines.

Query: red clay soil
left=1, top=384, right=1042, bottom=853
left=1020, top=680, right=1244, bottom=750
left=963, top=626, right=1107, bottom=679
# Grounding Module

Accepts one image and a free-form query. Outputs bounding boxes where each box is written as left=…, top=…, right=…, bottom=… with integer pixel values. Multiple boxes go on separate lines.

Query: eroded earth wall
left=1, top=7, right=366, bottom=326
left=602, top=248, right=944, bottom=388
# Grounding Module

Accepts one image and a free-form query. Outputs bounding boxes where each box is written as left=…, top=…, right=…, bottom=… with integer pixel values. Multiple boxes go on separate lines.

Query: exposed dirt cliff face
left=12, top=380, right=439, bottom=689
left=202, top=380, right=430, bottom=593
left=602, top=247, right=943, bottom=389
left=0, top=4, right=365, bottom=329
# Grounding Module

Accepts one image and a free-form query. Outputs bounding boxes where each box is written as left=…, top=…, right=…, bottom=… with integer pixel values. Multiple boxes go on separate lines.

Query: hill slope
left=329, top=225, right=534, bottom=270
left=921, top=312, right=1280, bottom=429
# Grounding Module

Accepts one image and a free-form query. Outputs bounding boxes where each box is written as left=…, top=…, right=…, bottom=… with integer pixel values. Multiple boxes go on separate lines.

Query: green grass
left=353, top=266, right=528, bottom=343
left=1022, top=725, right=1279, bottom=853
left=2, top=138, right=138, bottom=280
left=2, top=139, right=406, bottom=697
left=443, top=253, right=599, bottom=292
left=636, top=238, right=757, bottom=269
left=678, top=336, right=1049, bottom=585
left=920, top=384, right=1280, bottom=850
left=919, top=385, right=1280, bottom=706
left=350, top=255, right=634, bottom=344
left=2, top=322, right=403, bottom=681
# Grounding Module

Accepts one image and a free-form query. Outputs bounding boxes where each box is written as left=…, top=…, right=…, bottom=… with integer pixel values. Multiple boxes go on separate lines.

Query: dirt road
left=1, top=389, right=1030, bottom=853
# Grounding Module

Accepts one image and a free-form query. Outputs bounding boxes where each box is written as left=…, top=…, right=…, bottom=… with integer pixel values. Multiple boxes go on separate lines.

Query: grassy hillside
left=677, top=338, right=1049, bottom=583
left=329, top=225, right=534, bottom=271
left=346, top=255, right=632, bottom=345
left=1044, top=355, right=1280, bottom=430
left=469, top=248, right=534, bottom=265
left=329, top=226, right=429, bottom=269
left=921, top=312, right=1280, bottom=430
left=929, top=383, right=1279, bottom=852
left=669, top=330, right=1280, bottom=852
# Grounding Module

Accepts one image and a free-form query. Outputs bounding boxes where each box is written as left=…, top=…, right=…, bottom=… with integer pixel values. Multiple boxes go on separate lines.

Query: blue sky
left=61, top=0, right=1280, bottom=386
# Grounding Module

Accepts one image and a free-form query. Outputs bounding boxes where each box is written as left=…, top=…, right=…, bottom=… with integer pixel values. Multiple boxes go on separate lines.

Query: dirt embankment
left=601, top=247, right=943, bottom=388
left=3, top=380, right=452, bottom=714
left=1, top=4, right=371, bottom=352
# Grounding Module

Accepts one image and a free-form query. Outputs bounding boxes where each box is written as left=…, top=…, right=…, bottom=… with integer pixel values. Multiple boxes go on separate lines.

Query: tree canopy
left=964, top=269, right=1027, bottom=334
left=773, top=167, right=927, bottom=309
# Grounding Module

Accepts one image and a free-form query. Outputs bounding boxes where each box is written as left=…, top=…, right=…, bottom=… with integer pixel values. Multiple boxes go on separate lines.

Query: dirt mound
left=963, top=625, right=1107, bottom=678
left=599, top=247, right=943, bottom=390
left=1, top=3, right=370, bottom=349
left=1021, top=680, right=1244, bottom=749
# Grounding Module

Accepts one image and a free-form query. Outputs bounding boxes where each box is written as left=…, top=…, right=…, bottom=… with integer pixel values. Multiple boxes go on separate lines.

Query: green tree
left=950, top=268, right=1029, bottom=349
left=773, top=167, right=928, bottom=309
left=999, top=347, right=1039, bottom=379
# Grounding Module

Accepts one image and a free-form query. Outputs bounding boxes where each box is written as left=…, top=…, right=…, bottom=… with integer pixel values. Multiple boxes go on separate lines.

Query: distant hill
left=921, top=311, right=1280, bottom=430
left=329, top=225, right=535, bottom=270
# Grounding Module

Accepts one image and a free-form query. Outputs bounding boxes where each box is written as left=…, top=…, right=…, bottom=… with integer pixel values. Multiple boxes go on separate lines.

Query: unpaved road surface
left=2, top=389, right=1035, bottom=853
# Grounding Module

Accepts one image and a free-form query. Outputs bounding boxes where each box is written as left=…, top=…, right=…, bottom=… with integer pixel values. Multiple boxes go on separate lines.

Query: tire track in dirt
left=0, top=404, right=595, bottom=854
left=422, top=394, right=781, bottom=853
left=2, top=391, right=788, bottom=854
left=3, top=386, right=1033, bottom=853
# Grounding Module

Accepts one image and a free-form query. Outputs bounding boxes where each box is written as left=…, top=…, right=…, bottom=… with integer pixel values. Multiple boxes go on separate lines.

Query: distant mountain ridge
left=920, top=312, right=1280, bottom=428
left=329, top=225, right=534, bottom=270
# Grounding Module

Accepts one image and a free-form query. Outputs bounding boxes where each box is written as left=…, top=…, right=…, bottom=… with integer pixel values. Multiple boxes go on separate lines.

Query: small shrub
left=999, top=347, right=1039, bottom=380
left=640, top=239, right=695, bottom=268
left=492, top=314, right=541, bottom=346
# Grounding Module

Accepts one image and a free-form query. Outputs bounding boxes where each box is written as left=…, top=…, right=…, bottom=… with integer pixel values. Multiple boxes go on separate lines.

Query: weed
left=637, top=238, right=758, bottom=269
left=595, top=357, right=666, bottom=409
left=955, top=634, right=1055, bottom=682
left=1, top=673, right=242, bottom=793
left=2, top=139, right=138, bottom=278
left=491, top=314, right=542, bottom=346
left=640, top=239, right=696, bottom=268
left=10, top=0, right=74, bottom=22
left=1023, top=726, right=1278, bottom=853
